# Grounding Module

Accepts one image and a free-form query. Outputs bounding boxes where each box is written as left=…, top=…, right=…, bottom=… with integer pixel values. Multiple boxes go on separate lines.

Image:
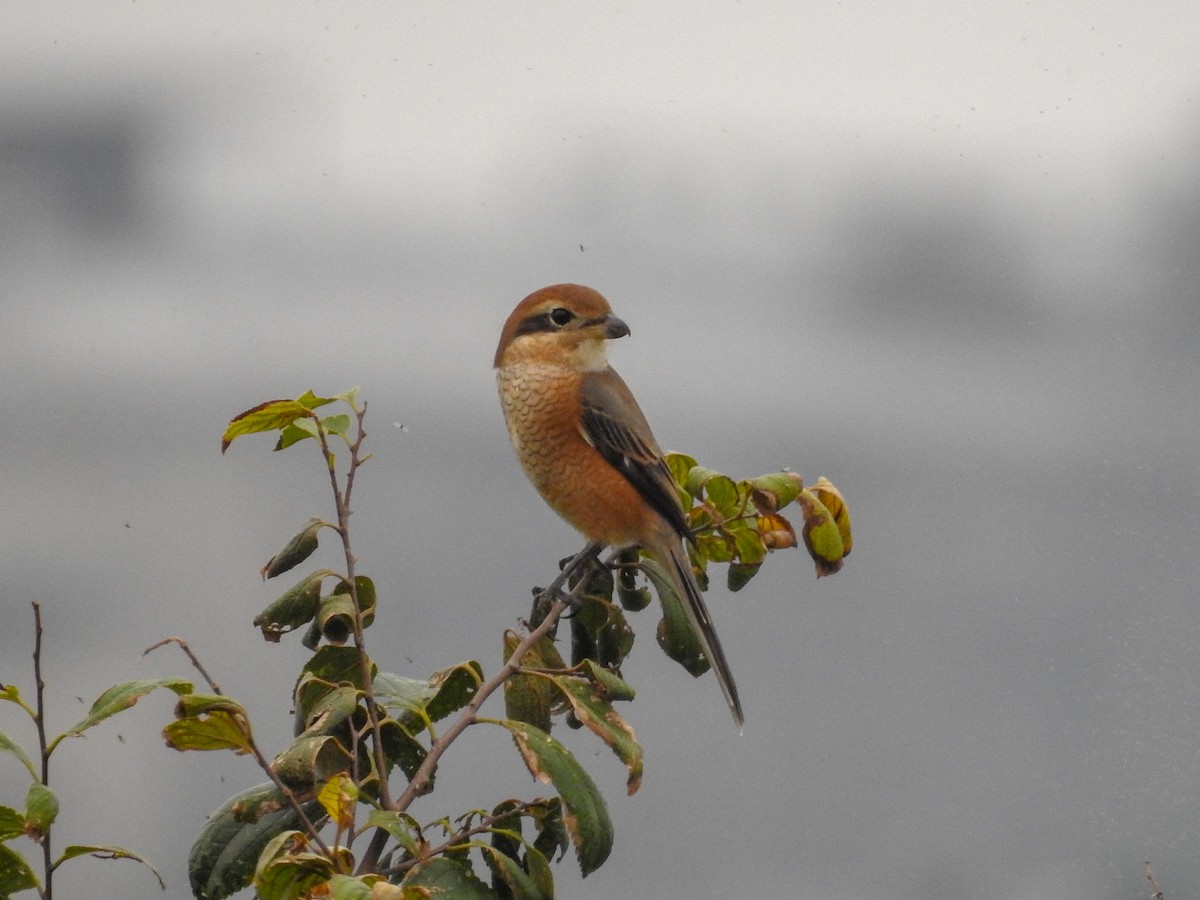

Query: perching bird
left=495, top=284, right=743, bottom=727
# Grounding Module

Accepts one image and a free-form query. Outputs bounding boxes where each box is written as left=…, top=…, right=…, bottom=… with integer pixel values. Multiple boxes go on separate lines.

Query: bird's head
left=494, top=284, right=630, bottom=371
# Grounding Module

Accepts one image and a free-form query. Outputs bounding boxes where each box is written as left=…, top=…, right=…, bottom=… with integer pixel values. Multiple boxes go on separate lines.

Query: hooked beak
left=603, top=314, right=630, bottom=340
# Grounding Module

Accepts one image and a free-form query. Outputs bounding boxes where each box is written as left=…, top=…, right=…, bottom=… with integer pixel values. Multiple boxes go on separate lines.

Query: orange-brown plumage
left=495, top=284, right=743, bottom=727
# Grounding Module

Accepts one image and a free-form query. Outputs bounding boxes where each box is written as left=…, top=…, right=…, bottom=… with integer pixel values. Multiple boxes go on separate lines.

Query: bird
left=494, top=283, right=743, bottom=727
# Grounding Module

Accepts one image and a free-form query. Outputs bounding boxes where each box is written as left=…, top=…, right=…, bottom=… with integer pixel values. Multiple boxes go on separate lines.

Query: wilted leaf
left=262, top=519, right=324, bottom=580
left=812, top=477, right=853, bottom=558
left=795, top=488, right=845, bottom=576
left=496, top=720, right=613, bottom=876
left=56, top=845, right=165, bottom=889
left=757, top=512, right=798, bottom=550
left=745, top=471, right=804, bottom=513
left=254, top=572, right=325, bottom=642
left=189, top=784, right=323, bottom=900
left=552, top=676, right=643, bottom=795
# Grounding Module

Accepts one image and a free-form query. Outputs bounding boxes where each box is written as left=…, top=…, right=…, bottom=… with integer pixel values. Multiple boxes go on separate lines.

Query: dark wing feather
left=579, top=371, right=692, bottom=540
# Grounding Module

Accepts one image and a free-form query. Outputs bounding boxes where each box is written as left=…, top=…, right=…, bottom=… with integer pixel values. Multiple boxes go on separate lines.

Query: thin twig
left=1145, top=860, right=1165, bottom=900
left=31, top=603, right=52, bottom=900
left=142, top=637, right=222, bottom=694
left=316, top=404, right=394, bottom=811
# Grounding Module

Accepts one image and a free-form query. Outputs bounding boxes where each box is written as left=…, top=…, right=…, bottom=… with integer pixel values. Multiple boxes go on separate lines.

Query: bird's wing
left=579, top=369, right=693, bottom=540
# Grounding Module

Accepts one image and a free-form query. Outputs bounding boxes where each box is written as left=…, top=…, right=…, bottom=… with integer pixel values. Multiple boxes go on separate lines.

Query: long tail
left=663, top=541, right=744, bottom=729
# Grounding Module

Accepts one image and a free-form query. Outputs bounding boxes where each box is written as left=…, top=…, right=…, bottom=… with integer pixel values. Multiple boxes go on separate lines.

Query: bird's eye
left=548, top=307, right=575, bottom=327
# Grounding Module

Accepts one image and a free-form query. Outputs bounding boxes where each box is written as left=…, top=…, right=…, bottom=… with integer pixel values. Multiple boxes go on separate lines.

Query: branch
left=354, top=541, right=603, bottom=876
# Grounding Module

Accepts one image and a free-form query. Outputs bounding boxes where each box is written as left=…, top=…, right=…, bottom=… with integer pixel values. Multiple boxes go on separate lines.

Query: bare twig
left=143, top=634, right=329, bottom=853
left=1145, top=860, right=1165, bottom=900
left=142, top=637, right=222, bottom=694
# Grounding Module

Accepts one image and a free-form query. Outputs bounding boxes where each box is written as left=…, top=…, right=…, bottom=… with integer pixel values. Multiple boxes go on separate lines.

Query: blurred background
left=2, top=3, right=1199, bottom=898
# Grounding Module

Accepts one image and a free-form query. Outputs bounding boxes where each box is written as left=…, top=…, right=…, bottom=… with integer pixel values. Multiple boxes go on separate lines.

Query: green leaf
left=163, top=694, right=254, bottom=754
left=254, top=572, right=325, bottom=641
left=482, top=843, right=552, bottom=900
left=702, top=473, right=741, bottom=518
left=221, top=399, right=317, bottom=453
left=0, top=731, right=37, bottom=781
left=302, top=646, right=373, bottom=692
left=553, top=677, right=642, bottom=795
left=424, top=661, right=484, bottom=723
left=295, top=685, right=359, bottom=739
left=372, top=673, right=439, bottom=717
left=503, top=633, right=564, bottom=733
left=495, top=720, right=613, bottom=877
left=729, top=521, right=767, bottom=565
left=664, top=452, right=697, bottom=507
left=569, top=595, right=634, bottom=671
left=253, top=830, right=343, bottom=900
left=328, top=873, right=412, bottom=898
left=640, top=558, right=708, bottom=678
left=23, top=783, right=57, bottom=837
left=315, top=577, right=376, bottom=645
left=0, top=842, right=40, bottom=895
left=744, top=470, right=804, bottom=513
left=188, top=783, right=323, bottom=900
left=276, top=421, right=318, bottom=451
left=320, top=414, right=351, bottom=436
left=378, top=717, right=428, bottom=783
left=55, top=845, right=165, bottom=889
left=726, top=562, right=761, bottom=592
left=363, top=809, right=422, bottom=856
left=402, top=856, right=500, bottom=898
left=579, top=660, right=636, bottom=702
left=262, top=519, right=324, bottom=580
left=0, top=806, right=24, bottom=841
left=272, top=735, right=353, bottom=790
left=59, top=677, right=193, bottom=744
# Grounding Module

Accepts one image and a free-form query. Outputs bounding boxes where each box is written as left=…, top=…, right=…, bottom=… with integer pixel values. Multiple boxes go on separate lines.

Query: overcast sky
left=3, top=3, right=1200, bottom=900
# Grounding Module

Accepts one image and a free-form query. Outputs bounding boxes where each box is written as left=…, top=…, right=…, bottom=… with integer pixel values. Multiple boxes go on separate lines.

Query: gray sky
left=3, top=3, right=1200, bottom=899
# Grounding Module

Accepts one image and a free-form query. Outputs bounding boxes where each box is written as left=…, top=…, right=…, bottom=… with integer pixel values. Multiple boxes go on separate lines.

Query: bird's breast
left=496, top=363, right=650, bottom=545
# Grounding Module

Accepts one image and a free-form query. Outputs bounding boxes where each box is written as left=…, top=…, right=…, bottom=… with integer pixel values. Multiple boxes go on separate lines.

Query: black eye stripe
left=514, top=308, right=606, bottom=337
